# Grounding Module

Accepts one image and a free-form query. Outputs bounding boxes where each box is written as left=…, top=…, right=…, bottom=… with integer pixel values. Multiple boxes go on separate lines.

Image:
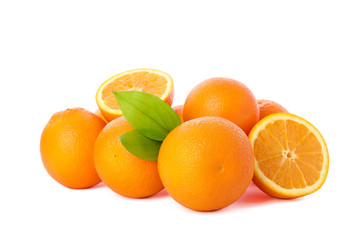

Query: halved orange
left=248, top=113, right=329, bottom=198
left=96, top=69, right=174, bottom=122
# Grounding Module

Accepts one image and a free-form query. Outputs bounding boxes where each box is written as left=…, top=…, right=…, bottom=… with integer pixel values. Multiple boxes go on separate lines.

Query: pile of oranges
left=40, top=69, right=329, bottom=211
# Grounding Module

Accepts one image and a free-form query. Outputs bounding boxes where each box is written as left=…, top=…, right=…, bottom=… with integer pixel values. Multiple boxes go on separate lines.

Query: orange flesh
left=102, top=71, right=168, bottom=110
left=254, top=119, right=324, bottom=189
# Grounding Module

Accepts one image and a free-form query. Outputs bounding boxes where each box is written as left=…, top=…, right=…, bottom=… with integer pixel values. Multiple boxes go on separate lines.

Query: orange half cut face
left=249, top=113, right=329, bottom=198
left=96, top=68, right=174, bottom=122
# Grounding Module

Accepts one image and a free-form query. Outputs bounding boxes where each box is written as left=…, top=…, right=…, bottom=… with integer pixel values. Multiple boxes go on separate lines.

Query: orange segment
left=248, top=113, right=329, bottom=198
left=96, top=69, right=174, bottom=122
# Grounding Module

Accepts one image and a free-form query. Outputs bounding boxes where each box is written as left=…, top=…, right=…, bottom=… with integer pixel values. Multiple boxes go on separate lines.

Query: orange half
left=96, top=69, right=174, bottom=122
left=248, top=113, right=329, bottom=198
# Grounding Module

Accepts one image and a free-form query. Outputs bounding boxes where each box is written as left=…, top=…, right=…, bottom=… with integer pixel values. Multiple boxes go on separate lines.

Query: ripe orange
left=40, top=108, right=106, bottom=189
left=183, top=78, right=259, bottom=134
left=158, top=116, right=254, bottom=211
left=94, top=117, right=163, bottom=198
left=249, top=113, right=329, bottom=198
left=173, top=105, right=184, bottom=122
left=94, top=109, right=108, bottom=123
left=96, top=69, right=174, bottom=122
left=258, top=99, right=288, bottom=120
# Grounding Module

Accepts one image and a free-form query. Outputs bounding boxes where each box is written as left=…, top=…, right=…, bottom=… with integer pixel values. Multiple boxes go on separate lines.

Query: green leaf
left=113, top=90, right=182, bottom=141
left=120, top=130, right=162, bottom=161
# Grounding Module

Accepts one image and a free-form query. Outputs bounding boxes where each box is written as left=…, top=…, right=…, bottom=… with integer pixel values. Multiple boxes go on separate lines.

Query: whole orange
left=40, top=108, right=106, bottom=189
left=257, top=99, right=288, bottom=120
left=173, top=105, right=184, bottom=122
left=183, top=78, right=259, bottom=134
left=94, top=109, right=108, bottom=123
left=158, top=116, right=254, bottom=211
left=94, top=117, right=163, bottom=198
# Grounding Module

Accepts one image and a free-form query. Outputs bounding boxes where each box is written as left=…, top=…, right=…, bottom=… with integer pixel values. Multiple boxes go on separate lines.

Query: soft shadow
left=226, top=182, right=302, bottom=211
left=89, top=182, right=106, bottom=189
left=236, top=182, right=280, bottom=206
left=147, top=189, right=170, bottom=199
left=70, top=181, right=106, bottom=191
left=109, top=188, right=170, bottom=200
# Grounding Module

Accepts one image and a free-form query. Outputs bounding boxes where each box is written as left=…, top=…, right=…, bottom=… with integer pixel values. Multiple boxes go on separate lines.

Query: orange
left=94, top=116, right=163, bottom=198
left=173, top=105, right=184, bottom=122
left=40, top=108, right=106, bottom=189
left=248, top=113, right=329, bottom=198
left=183, top=78, right=259, bottom=134
left=96, top=69, right=174, bottom=122
left=158, top=116, right=254, bottom=211
left=94, top=109, right=108, bottom=123
left=258, top=99, right=288, bottom=120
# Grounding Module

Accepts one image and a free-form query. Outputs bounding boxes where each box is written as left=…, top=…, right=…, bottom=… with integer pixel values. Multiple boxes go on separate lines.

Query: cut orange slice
left=96, top=69, right=174, bottom=122
left=248, top=113, right=329, bottom=198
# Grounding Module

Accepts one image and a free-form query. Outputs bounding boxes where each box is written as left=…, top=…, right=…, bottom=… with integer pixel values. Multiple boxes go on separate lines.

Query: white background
left=1, top=0, right=357, bottom=239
